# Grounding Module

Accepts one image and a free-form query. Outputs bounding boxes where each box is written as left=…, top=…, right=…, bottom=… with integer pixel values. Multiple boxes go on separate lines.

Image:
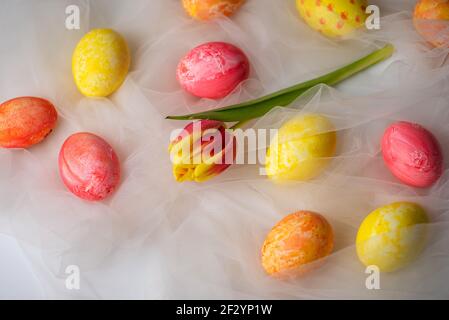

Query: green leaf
left=166, top=44, right=394, bottom=122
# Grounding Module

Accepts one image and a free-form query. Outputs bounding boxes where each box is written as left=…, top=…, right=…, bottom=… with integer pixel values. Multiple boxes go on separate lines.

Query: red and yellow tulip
left=169, top=120, right=236, bottom=182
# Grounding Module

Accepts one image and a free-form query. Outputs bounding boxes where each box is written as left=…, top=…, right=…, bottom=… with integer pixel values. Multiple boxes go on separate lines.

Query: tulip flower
left=169, top=120, right=236, bottom=182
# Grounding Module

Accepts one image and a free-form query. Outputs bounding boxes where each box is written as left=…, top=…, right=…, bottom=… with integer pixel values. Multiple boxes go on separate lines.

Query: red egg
left=59, top=132, right=120, bottom=201
left=0, top=96, right=57, bottom=148
left=176, top=42, right=250, bottom=99
left=382, top=121, right=443, bottom=188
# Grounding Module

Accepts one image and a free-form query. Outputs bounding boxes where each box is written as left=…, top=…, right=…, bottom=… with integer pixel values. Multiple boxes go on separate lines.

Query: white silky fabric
left=0, top=0, right=448, bottom=299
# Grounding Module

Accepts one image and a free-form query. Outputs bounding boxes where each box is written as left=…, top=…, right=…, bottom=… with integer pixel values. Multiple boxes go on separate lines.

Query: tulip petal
left=169, top=120, right=236, bottom=183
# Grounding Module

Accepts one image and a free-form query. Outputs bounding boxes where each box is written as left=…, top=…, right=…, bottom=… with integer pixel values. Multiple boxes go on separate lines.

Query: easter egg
left=0, top=97, right=57, bottom=148
left=177, top=42, right=250, bottom=99
left=296, top=0, right=368, bottom=38
left=382, top=121, right=443, bottom=188
left=414, top=0, right=449, bottom=48
left=59, top=132, right=120, bottom=201
left=265, top=114, right=337, bottom=182
left=72, top=29, right=130, bottom=97
left=261, top=211, right=334, bottom=277
left=182, top=0, right=245, bottom=21
left=356, top=202, right=429, bottom=272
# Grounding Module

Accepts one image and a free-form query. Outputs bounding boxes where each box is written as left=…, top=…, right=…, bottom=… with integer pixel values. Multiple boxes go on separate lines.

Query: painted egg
left=265, top=114, right=337, bottom=182
left=59, top=132, right=120, bottom=201
left=262, top=211, right=334, bottom=277
left=414, top=0, right=449, bottom=48
left=72, top=29, right=131, bottom=97
left=176, top=42, right=250, bottom=99
left=0, top=97, right=57, bottom=148
left=356, top=202, right=429, bottom=272
left=296, top=0, right=368, bottom=38
left=182, top=0, right=245, bottom=21
left=382, top=121, right=443, bottom=188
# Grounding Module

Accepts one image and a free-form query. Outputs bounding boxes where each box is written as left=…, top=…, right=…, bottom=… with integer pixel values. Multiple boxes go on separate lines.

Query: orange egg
left=261, top=211, right=334, bottom=277
left=414, top=0, right=449, bottom=48
left=182, top=0, right=245, bottom=21
left=0, top=97, right=58, bottom=148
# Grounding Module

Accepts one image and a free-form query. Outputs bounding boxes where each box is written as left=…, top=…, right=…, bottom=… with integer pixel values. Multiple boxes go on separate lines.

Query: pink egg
left=176, top=42, right=250, bottom=99
left=59, top=132, right=120, bottom=201
left=382, top=121, right=443, bottom=188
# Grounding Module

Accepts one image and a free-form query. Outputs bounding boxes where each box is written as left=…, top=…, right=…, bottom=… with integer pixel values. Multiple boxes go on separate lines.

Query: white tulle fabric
left=0, top=0, right=448, bottom=299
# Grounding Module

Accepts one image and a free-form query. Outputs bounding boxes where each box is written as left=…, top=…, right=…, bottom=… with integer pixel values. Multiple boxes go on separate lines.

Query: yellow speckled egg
left=261, top=211, right=334, bottom=277
left=265, top=114, right=337, bottom=182
left=296, top=0, right=368, bottom=38
left=356, top=202, right=429, bottom=272
left=182, top=0, right=245, bottom=21
left=72, top=29, right=130, bottom=97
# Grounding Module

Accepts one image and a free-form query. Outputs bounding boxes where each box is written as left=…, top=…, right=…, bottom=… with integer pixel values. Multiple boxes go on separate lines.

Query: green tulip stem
left=166, top=43, right=394, bottom=122
left=230, top=120, right=250, bottom=130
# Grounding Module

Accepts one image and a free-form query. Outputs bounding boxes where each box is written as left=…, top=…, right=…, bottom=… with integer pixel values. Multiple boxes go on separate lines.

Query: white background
left=1, top=0, right=448, bottom=299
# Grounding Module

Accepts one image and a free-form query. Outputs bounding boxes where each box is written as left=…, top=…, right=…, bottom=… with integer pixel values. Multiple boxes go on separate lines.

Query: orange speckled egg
left=414, top=0, right=449, bottom=48
left=0, top=97, right=58, bottom=148
left=261, top=211, right=334, bottom=277
left=182, top=0, right=245, bottom=21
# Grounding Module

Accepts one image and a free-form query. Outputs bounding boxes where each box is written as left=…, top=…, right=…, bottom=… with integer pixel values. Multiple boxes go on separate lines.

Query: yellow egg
left=72, top=29, right=131, bottom=97
left=296, top=0, right=368, bottom=38
left=265, top=114, right=337, bottom=182
left=356, top=202, right=429, bottom=272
